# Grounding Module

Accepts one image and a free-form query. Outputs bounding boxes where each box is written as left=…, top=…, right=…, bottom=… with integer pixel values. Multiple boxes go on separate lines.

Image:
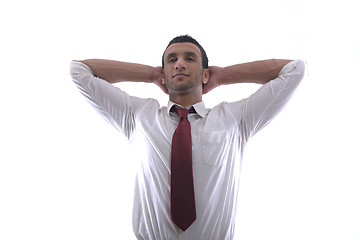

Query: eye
left=168, top=58, right=177, bottom=63
left=187, top=57, right=195, bottom=61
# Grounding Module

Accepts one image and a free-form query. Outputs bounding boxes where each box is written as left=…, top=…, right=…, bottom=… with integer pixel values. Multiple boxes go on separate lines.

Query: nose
left=175, top=58, right=186, bottom=70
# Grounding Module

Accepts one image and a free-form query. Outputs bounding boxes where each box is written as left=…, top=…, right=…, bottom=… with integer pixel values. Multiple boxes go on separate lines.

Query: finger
left=160, top=84, right=169, bottom=94
left=202, top=83, right=212, bottom=94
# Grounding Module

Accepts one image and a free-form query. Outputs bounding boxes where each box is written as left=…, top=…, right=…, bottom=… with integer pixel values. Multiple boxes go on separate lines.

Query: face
left=162, top=42, right=209, bottom=94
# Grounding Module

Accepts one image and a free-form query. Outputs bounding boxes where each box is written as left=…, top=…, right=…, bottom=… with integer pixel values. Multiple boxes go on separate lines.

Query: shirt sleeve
left=69, top=61, right=155, bottom=139
left=227, top=59, right=306, bottom=141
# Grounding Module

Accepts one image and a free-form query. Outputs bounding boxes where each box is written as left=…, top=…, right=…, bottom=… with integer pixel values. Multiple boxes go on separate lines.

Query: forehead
left=164, top=42, right=201, bottom=57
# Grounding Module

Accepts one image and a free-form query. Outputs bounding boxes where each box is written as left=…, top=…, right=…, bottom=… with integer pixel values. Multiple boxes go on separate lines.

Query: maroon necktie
left=171, top=107, right=196, bottom=231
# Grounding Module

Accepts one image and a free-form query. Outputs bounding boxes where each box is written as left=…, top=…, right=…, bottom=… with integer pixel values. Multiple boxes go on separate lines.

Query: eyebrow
left=165, top=51, right=199, bottom=59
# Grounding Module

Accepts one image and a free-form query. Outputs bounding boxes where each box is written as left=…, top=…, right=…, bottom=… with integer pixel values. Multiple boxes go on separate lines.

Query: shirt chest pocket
left=195, top=130, right=229, bottom=167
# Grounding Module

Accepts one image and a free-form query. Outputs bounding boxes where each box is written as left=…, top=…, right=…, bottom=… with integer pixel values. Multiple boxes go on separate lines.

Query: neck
left=169, top=90, right=202, bottom=108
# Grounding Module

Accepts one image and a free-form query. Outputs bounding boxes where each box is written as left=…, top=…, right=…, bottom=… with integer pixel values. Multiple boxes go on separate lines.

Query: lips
left=173, top=73, right=190, bottom=78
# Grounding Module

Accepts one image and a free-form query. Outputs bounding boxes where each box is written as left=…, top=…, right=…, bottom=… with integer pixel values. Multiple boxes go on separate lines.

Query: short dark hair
left=162, top=35, right=209, bottom=69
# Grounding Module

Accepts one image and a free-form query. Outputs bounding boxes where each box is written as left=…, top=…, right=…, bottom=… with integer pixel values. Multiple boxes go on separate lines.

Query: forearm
left=79, top=59, right=159, bottom=84
left=222, top=59, right=292, bottom=85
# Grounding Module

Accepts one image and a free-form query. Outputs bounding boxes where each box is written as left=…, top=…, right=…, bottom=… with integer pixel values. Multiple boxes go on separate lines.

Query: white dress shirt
left=70, top=60, right=306, bottom=240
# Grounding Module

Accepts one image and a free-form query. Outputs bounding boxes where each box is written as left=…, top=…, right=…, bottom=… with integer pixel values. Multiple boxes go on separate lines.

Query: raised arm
left=225, top=59, right=305, bottom=139
left=203, top=59, right=292, bottom=94
left=79, top=59, right=168, bottom=93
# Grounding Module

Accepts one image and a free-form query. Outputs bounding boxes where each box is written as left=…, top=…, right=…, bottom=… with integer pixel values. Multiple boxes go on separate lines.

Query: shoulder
left=205, top=100, right=246, bottom=122
left=211, top=100, right=246, bottom=113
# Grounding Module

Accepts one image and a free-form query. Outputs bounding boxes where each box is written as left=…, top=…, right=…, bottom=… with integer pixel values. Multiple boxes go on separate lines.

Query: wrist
left=150, top=66, right=163, bottom=83
left=219, top=66, right=231, bottom=85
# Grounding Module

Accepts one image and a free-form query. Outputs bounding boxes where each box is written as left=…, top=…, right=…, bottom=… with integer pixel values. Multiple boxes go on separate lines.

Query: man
left=70, top=35, right=305, bottom=240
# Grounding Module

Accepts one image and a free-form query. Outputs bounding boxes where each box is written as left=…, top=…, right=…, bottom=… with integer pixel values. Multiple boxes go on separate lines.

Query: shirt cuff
left=278, top=59, right=303, bottom=76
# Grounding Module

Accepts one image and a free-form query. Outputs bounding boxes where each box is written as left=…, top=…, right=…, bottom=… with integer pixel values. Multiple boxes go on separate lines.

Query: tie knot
left=176, top=108, right=189, bottom=118
left=175, top=107, right=196, bottom=119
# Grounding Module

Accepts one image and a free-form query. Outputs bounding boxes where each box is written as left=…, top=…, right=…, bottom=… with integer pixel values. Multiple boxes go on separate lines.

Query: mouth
left=173, top=73, right=190, bottom=78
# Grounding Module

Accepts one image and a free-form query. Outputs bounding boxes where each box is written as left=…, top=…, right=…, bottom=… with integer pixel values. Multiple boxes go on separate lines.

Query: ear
left=202, top=68, right=210, bottom=84
left=161, top=71, right=165, bottom=84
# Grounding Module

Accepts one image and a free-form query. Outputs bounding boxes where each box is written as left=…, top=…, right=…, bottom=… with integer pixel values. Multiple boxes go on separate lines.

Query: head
left=161, top=35, right=210, bottom=105
left=162, top=35, right=209, bottom=70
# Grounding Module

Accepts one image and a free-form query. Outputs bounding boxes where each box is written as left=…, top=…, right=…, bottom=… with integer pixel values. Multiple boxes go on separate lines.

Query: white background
left=1, top=0, right=359, bottom=239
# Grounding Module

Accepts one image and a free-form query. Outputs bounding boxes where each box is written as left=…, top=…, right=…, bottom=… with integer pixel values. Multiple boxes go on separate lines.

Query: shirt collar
left=167, top=101, right=207, bottom=118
